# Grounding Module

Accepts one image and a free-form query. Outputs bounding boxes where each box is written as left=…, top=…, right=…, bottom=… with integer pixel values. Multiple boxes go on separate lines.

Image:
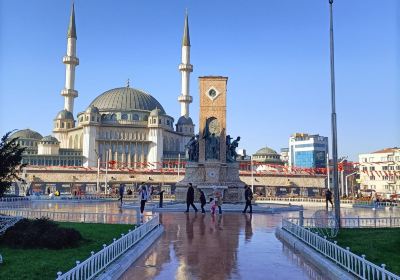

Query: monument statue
left=226, top=135, right=240, bottom=162
left=175, top=76, right=245, bottom=203
left=186, top=134, right=199, bottom=162
left=203, top=118, right=220, bottom=160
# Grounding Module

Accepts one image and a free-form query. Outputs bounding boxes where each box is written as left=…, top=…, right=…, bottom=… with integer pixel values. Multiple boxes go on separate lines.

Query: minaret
left=178, top=11, right=193, bottom=118
left=61, top=3, right=79, bottom=115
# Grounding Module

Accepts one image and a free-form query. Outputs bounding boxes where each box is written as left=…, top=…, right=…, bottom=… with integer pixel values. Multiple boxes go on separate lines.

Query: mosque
left=11, top=5, right=195, bottom=169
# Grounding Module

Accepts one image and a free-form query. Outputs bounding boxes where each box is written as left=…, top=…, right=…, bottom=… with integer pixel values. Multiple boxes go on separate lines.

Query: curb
left=96, top=225, right=164, bottom=280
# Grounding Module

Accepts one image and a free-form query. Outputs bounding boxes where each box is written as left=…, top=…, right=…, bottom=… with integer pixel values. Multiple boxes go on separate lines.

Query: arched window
left=132, top=114, right=139, bottom=121
left=121, top=114, right=128, bottom=120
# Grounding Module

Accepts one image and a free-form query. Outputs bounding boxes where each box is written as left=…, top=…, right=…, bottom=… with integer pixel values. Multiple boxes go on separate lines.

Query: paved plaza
left=1, top=200, right=399, bottom=279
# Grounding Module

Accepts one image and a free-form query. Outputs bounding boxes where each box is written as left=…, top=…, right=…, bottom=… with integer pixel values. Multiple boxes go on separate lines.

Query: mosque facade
left=11, top=5, right=195, bottom=169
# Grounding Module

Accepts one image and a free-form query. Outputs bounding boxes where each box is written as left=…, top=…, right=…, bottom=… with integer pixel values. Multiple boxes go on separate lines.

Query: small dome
left=89, top=87, right=166, bottom=114
left=254, top=147, right=278, bottom=156
left=177, top=116, right=193, bottom=125
left=55, top=109, right=74, bottom=120
left=150, top=108, right=163, bottom=117
left=86, top=105, right=99, bottom=114
left=40, top=135, right=59, bottom=144
left=10, top=129, right=43, bottom=140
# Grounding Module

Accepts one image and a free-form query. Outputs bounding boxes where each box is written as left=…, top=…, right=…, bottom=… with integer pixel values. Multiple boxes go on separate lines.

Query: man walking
left=198, top=188, right=206, bottom=213
left=185, top=183, right=198, bottom=213
left=242, top=185, right=253, bottom=213
left=158, top=189, right=165, bottom=208
left=118, top=184, right=125, bottom=206
left=325, top=188, right=333, bottom=209
left=139, top=182, right=149, bottom=214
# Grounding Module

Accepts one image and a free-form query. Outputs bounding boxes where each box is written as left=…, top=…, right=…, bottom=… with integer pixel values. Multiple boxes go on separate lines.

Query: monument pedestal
left=175, top=161, right=245, bottom=203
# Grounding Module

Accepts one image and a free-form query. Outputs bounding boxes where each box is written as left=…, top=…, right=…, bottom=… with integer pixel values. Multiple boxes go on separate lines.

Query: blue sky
left=0, top=0, right=399, bottom=161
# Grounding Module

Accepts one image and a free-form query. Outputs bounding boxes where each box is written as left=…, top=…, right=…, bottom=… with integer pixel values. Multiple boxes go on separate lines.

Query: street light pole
left=328, top=0, right=340, bottom=226
left=94, top=149, right=100, bottom=193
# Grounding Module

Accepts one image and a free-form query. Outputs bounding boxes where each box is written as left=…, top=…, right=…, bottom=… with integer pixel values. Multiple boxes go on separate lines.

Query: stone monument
left=175, top=76, right=245, bottom=202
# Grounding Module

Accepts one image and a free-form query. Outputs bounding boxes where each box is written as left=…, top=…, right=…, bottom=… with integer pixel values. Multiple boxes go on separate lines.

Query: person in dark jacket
left=185, top=183, right=198, bottom=213
left=118, top=184, right=125, bottom=206
left=242, top=185, right=253, bottom=213
left=159, top=190, right=165, bottom=208
left=198, top=189, right=206, bottom=213
left=325, top=188, right=333, bottom=209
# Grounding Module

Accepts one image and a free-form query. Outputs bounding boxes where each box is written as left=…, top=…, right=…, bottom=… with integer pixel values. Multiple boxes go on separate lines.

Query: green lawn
left=334, top=228, right=400, bottom=275
left=0, top=222, right=134, bottom=280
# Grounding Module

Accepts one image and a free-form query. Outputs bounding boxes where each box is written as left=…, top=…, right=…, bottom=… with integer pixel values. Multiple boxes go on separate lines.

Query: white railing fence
left=257, top=197, right=355, bottom=204
left=0, top=209, right=145, bottom=225
left=288, top=217, right=400, bottom=228
left=56, top=214, right=160, bottom=280
left=0, top=197, right=29, bottom=202
left=282, top=219, right=400, bottom=280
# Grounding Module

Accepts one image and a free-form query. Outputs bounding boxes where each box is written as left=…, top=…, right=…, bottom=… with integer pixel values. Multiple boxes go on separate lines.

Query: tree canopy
left=0, top=131, right=26, bottom=197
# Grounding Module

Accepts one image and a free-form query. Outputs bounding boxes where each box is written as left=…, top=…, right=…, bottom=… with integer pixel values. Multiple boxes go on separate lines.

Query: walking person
left=242, top=185, right=253, bottom=213
left=185, top=183, right=198, bottom=213
left=158, top=190, right=165, bottom=208
left=325, top=188, right=333, bottom=209
left=139, top=182, right=149, bottom=214
left=214, top=189, right=223, bottom=215
left=198, top=189, right=206, bottom=213
left=118, top=184, right=125, bottom=206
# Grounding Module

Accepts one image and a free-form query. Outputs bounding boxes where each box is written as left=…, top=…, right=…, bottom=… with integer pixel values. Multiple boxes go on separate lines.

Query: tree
left=0, top=131, right=26, bottom=197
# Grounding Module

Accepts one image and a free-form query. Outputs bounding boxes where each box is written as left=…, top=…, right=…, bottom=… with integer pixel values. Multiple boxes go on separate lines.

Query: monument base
left=175, top=161, right=246, bottom=203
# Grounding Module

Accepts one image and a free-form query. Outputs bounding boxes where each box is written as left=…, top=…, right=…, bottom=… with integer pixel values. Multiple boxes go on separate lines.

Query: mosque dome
left=10, top=129, right=43, bottom=140
left=254, top=147, right=278, bottom=156
left=89, top=87, right=166, bottom=114
left=55, top=109, right=74, bottom=120
left=177, top=116, right=193, bottom=125
left=253, top=146, right=283, bottom=165
left=40, top=135, right=59, bottom=144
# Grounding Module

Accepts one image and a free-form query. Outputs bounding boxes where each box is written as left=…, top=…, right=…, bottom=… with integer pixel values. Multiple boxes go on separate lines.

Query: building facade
left=288, top=133, right=328, bottom=168
left=11, top=6, right=195, bottom=169
left=359, top=147, right=400, bottom=197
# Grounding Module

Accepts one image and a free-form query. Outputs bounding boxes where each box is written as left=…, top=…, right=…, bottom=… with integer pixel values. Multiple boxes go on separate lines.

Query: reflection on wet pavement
left=4, top=201, right=399, bottom=279
left=120, top=213, right=324, bottom=280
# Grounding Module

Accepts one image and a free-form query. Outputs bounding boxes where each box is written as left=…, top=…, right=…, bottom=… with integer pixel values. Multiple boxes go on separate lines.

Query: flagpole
left=329, top=0, right=341, bottom=226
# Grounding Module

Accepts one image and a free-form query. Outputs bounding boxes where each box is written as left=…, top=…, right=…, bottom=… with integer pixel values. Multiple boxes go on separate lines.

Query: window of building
left=159, top=119, right=161, bottom=124
left=381, top=157, right=386, bottom=162
left=369, top=157, right=374, bottom=162
left=396, top=166, right=400, bottom=170
left=369, top=166, right=375, bottom=171
left=388, top=156, right=394, bottom=161
left=389, top=166, right=394, bottom=170
left=370, top=176, right=375, bottom=180
left=121, top=114, right=128, bottom=120
left=382, top=166, right=388, bottom=170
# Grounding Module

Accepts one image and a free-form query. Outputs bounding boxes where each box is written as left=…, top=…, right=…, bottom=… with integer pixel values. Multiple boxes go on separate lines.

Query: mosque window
left=91, top=116, right=94, bottom=121
left=67, top=123, right=70, bottom=129
left=111, top=114, right=117, bottom=121
left=121, top=114, right=128, bottom=120
left=159, top=119, right=161, bottom=124
left=132, top=114, right=139, bottom=121
left=85, top=116, right=89, bottom=121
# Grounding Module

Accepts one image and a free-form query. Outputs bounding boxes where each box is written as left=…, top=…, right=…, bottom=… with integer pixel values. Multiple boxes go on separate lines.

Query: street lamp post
left=328, top=0, right=341, bottom=226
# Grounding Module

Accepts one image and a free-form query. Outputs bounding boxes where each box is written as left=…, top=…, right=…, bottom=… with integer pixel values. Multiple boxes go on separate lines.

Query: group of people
left=118, top=182, right=165, bottom=214
left=185, top=183, right=254, bottom=214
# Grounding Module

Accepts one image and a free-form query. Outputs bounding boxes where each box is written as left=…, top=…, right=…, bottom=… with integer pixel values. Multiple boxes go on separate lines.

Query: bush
left=0, top=218, right=83, bottom=249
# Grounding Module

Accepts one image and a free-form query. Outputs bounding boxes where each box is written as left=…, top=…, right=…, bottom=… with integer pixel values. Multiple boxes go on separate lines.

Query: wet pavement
left=3, top=200, right=400, bottom=279
left=120, top=213, right=324, bottom=280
